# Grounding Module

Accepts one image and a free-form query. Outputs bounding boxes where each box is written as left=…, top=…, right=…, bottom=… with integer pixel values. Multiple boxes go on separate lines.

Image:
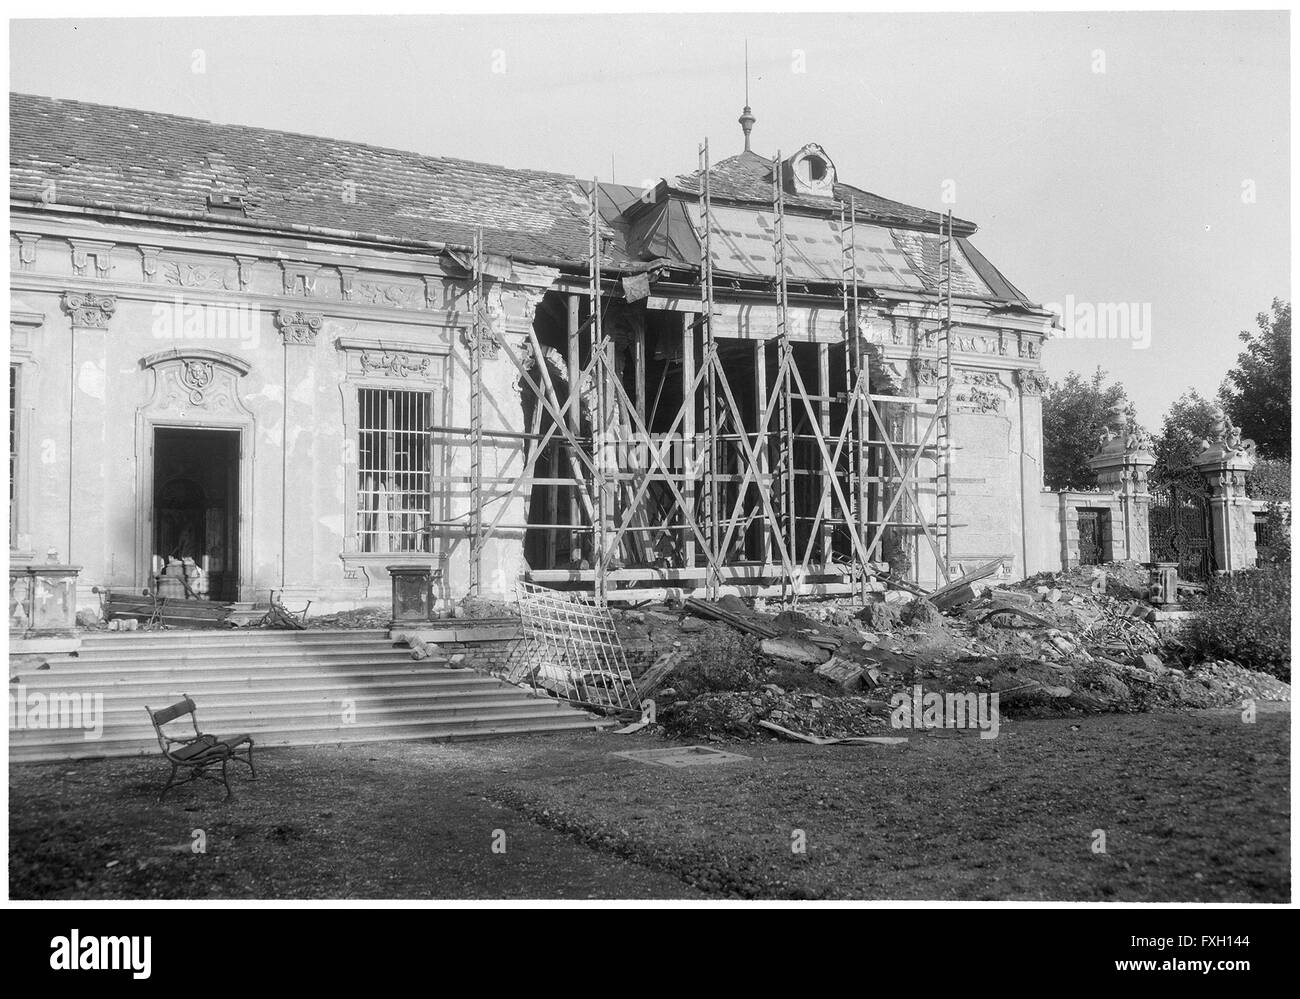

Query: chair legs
left=229, top=740, right=256, bottom=780
left=158, top=748, right=248, bottom=803
left=159, top=762, right=180, bottom=803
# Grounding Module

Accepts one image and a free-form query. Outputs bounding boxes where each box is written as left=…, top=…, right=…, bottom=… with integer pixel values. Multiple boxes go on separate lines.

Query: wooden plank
left=636, top=649, right=689, bottom=699
left=683, top=597, right=780, bottom=639
left=927, top=556, right=1004, bottom=601
left=758, top=720, right=908, bottom=746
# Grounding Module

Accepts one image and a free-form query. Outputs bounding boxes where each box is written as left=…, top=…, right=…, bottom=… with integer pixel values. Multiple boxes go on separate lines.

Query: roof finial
left=739, top=39, right=756, bottom=152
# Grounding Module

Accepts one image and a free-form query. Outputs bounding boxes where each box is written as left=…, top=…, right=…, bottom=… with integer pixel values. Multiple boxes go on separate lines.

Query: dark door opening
left=153, top=428, right=240, bottom=602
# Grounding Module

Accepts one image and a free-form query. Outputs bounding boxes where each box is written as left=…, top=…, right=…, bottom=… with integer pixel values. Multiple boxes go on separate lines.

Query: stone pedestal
left=9, top=563, right=82, bottom=639
left=388, top=563, right=435, bottom=625
left=1192, top=445, right=1258, bottom=572
left=1087, top=442, right=1156, bottom=563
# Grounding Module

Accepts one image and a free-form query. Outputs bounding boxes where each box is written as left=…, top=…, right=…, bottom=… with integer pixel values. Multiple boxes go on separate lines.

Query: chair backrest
left=145, top=696, right=198, bottom=753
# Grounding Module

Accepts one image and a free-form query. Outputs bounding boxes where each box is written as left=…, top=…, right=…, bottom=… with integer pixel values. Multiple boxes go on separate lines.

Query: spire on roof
left=739, top=39, right=756, bottom=152
left=739, top=105, right=756, bottom=152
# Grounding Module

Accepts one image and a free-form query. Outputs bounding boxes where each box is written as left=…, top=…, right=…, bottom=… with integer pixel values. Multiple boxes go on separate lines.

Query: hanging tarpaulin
left=684, top=202, right=927, bottom=290
left=621, top=272, right=651, bottom=302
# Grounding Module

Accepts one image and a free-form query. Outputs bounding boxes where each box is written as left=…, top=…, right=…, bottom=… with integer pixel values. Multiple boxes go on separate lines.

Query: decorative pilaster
left=1087, top=406, right=1156, bottom=563
left=1191, top=409, right=1258, bottom=572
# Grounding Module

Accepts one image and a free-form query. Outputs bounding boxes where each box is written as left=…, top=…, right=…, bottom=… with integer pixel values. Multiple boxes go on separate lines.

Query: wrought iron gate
left=1149, top=480, right=1215, bottom=581
left=1077, top=508, right=1105, bottom=565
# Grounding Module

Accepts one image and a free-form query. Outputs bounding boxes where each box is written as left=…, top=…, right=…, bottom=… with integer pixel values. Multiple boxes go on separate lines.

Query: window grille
left=356, top=388, right=432, bottom=553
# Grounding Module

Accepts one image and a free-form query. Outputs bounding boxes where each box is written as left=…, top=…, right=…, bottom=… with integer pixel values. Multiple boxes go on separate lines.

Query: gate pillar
left=1087, top=411, right=1156, bottom=564
left=1191, top=414, right=1258, bottom=572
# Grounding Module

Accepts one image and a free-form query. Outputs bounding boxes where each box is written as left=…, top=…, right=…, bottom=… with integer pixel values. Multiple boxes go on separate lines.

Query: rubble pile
left=608, top=559, right=1289, bottom=742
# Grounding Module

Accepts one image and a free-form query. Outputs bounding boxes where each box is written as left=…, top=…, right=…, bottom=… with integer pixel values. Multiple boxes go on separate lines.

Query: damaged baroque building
left=9, top=92, right=1065, bottom=618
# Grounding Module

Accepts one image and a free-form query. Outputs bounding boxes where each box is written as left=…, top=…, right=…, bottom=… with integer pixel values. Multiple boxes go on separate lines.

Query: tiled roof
left=673, top=149, right=975, bottom=234
left=9, top=92, right=627, bottom=267
left=9, top=93, right=1031, bottom=304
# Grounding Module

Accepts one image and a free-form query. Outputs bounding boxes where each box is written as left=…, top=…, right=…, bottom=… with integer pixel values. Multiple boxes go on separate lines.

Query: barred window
left=356, top=388, right=432, bottom=553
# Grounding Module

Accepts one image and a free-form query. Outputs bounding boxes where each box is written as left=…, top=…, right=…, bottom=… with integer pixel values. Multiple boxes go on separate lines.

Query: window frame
left=354, top=385, right=435, bottom=555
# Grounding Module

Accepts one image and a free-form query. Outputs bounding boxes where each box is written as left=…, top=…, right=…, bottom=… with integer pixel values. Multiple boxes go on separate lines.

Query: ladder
left=587, top=179, right=609, bottom=603
left=698, top=139, right=721, bottom=598
left=934, top=209, right=955, bottom=581
left=771, top=150, right=796, bottom=593
left=840, top=197, right=869, bottom=600
left=467, top=227, right=486, bottom=596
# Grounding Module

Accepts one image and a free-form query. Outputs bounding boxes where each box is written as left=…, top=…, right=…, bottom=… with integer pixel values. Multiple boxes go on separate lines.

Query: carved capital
left=912, top=359, right=939, bottom=388
left=275, top=309, right=323, bottom=345
left=461, top=303, right=502, bottom=360
left=61, top=291, right=117, bottom=329
left=1015, top=368, right=1049, bottom=396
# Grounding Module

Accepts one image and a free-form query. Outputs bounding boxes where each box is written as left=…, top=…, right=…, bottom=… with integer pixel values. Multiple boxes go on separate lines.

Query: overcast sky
left=9, top=12, right=1289, bottom=427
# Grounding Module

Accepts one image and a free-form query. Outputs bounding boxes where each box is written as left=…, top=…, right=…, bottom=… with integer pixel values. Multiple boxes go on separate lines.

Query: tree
left=1151, top=388, right=1220, bottom=486
left=1041, top=368, right=1140, bottom=490
left=1219, top=298, right=1290, bottom=459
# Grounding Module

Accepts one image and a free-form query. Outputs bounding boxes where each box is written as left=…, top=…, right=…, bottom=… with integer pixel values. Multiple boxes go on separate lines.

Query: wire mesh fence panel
left=514, top=582, right=640, bottom=711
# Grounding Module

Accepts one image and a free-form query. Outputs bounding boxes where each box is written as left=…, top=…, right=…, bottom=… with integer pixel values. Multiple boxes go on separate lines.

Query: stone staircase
left=9, top=629, right=605, bottom=762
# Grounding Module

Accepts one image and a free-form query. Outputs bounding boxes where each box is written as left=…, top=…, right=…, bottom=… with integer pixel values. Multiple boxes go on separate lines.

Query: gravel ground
left=10, top=705, right=1289, bottom=901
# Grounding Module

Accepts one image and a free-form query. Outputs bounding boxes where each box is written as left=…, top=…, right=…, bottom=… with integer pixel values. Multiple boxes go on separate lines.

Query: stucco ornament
left=274, top=310, right=323, bottom=346
left=461, top=291, right=503, bottom=360
left=359, top=351, right=432, bottom=378
left=61, top=291, right=117, bottom=329
left=1014, top=368, right=1049, bottom=397
left=180, top=359, right=215, bottom=404
left=1194, top=406, right=1256, bottom=460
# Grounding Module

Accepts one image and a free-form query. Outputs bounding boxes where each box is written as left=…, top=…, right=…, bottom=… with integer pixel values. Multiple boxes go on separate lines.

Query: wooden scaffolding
left=449, top=149, right=956, bottom=603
